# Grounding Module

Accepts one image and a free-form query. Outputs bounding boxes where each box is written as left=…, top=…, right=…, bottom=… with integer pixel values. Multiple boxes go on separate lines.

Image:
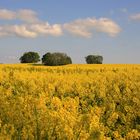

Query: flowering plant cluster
left=0, top=64, right=140, bottom=140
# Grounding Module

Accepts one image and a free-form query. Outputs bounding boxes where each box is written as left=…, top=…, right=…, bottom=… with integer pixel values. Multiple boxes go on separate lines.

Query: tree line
left=19, top=52, right=103, bottom=66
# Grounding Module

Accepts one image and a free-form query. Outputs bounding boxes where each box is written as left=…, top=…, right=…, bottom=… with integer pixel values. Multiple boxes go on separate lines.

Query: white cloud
left=0, top=23, right=63, bottom=38
left=30, top=23, right=63, bottom=36
left=0, top=9, right=39, bottom=23
left=0, top=25, right=37, bottom=38
left=12, top=25, right=38, bottom=38
left=0, top=9, right=63, bottom=38
left=0, top=9, right=121, bottom=38
left=130, top=13, right=140, bottom=21
left=63, top=18, right=121, bottom=38
left=17, top=9, right=39, bottom=23
left=0, top=9, right=16, bottom=20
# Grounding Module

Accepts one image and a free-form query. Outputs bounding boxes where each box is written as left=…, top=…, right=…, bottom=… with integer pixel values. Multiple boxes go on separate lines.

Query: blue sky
left=0, top=0, right=140, bottom=63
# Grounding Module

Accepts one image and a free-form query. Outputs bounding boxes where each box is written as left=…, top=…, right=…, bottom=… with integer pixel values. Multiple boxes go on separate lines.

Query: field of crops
left=0, top=64, right=140, bottom=140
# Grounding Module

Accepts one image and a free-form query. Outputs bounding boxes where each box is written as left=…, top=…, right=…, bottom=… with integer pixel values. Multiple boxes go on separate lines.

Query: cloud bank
left=0, top=23, right=63, bottom=38
left=64, top=18, right=121, bottom=38
left=0, top=9, right=121, bottom=38
left=0, top=9, right=39, bottom=23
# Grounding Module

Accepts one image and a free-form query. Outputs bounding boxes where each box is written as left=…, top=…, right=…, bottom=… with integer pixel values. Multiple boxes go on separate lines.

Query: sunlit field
left=0, top=64, right=140, bottom=139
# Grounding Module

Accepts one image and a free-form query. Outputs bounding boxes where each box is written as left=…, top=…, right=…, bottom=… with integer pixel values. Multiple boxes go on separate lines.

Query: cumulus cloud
left=0, top=23, right=63, bottom=38
left=30, top=23, right=63, bottom=36
left=0, top=9, right=63, bottom=38
left=17, top=9, right=39, bottom=23
left=0, top=25, right=37, bottom=38
left=130, top=13, right=140, bottom=21
left=0, top=9, right=16, bottom=20
left=63, top=18, right=121, bottom=38
left=0, top=9, right=39, bottom=23
left=0, top=9, right=121, bottom=38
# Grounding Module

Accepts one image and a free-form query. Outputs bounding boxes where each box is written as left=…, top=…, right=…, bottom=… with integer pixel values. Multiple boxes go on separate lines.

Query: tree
left=19, top=52, right=40, bottom=63
left=85, top=55, right=103, bottom=64
left=42, top=52, right=72, bottom=66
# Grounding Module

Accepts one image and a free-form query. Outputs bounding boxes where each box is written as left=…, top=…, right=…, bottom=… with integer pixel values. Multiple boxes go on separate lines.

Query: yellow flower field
left=0, top=64, right=140, bottom=140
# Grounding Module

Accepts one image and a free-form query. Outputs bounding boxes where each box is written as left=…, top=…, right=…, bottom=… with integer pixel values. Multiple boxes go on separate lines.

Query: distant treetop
left=85, top=55, right=103, bottom=64
left=19, top=52, right=40, bottom=63
left=42, top=52, right=72, bottom=66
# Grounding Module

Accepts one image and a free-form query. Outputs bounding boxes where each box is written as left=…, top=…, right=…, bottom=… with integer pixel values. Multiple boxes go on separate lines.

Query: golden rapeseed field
left=0, top=64, right=140, bottom=140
